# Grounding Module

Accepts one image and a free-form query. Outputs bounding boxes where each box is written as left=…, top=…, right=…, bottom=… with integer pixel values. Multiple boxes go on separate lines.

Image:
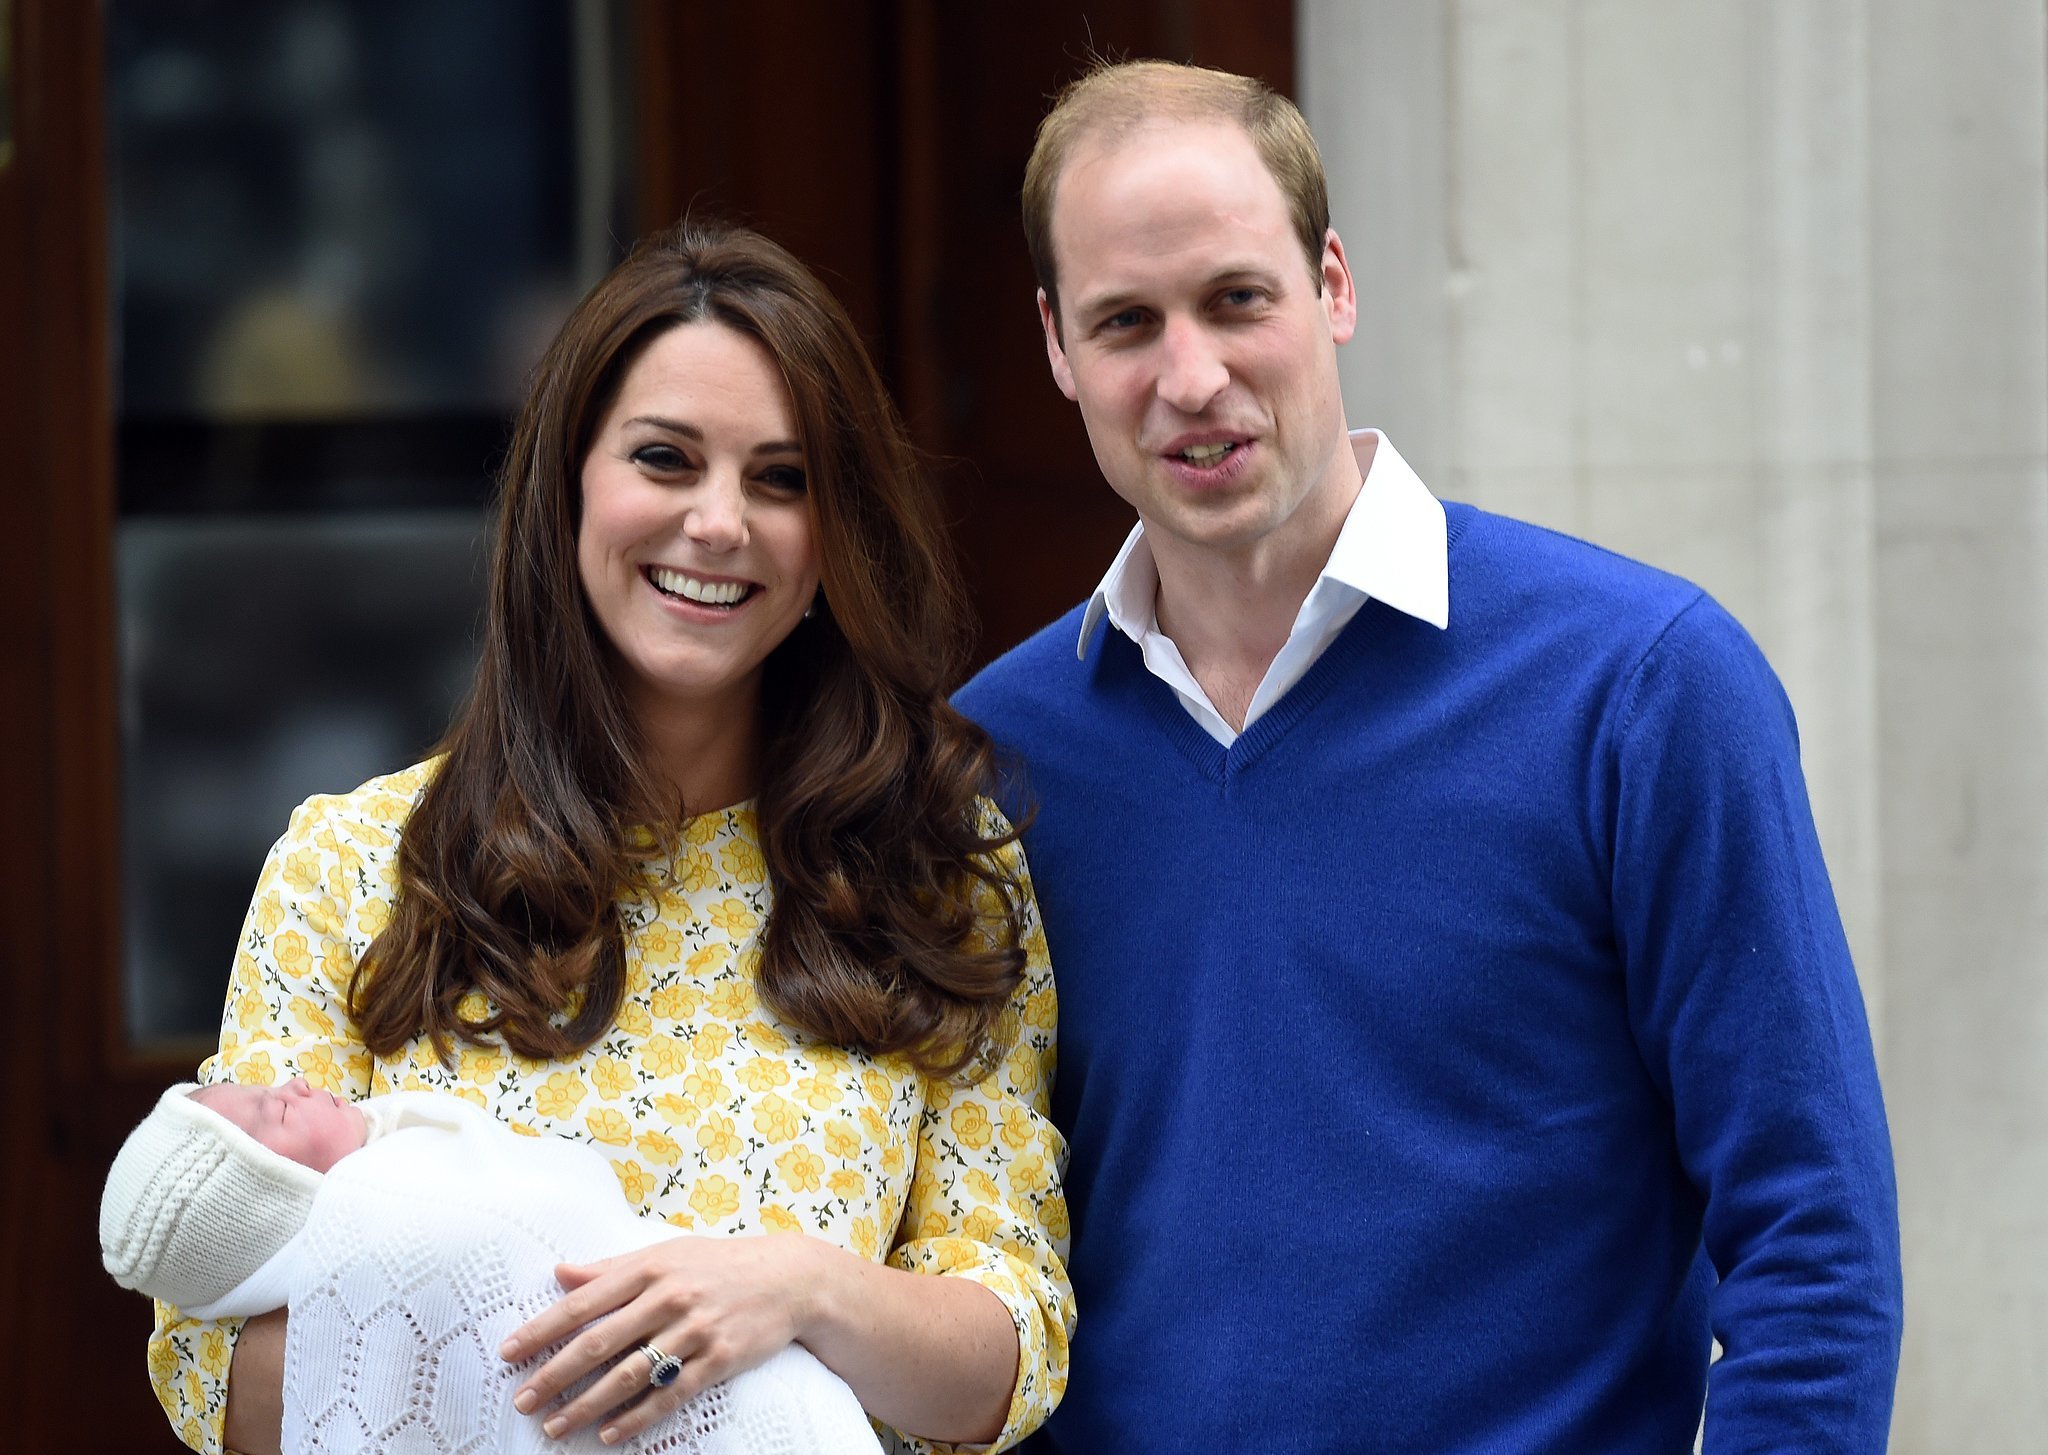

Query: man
left=957, top=59, right=1902, bottom=1453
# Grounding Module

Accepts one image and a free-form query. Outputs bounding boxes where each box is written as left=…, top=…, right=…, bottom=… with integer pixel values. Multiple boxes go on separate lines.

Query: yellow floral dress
left=146, top=763, right=1071, bottom=1454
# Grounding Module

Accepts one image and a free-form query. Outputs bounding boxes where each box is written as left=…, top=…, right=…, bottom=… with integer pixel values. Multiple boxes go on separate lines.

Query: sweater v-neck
left=1109, top=505, right=1472, bottom=784
left=1118, top=604, right=1385, bottom=783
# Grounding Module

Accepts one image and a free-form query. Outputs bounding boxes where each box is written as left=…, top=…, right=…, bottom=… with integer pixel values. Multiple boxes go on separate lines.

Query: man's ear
left=1321, top=229, right=1358, bottom=347
left=1039, top=288, right=1078, bottom=401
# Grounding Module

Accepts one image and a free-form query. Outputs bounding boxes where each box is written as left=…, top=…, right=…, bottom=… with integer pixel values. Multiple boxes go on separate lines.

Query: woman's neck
left=628, top=683, right=764, bottom=816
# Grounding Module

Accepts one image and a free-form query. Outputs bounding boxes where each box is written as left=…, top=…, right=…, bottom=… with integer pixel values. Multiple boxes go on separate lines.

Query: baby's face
left=194, top=1078, right=366, bottom=1173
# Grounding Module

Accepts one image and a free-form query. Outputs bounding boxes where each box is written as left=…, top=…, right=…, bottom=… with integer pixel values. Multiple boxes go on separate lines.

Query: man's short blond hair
left=1022, top=59, right=1331, bottom=327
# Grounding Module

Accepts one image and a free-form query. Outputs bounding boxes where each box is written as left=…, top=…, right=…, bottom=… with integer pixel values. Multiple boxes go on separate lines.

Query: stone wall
left=1302, top=2, right=2048, bottom=1446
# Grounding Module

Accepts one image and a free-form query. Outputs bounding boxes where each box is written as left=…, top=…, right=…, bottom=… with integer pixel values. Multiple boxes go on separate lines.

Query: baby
left=101, top=1079, right=881, bottom=1455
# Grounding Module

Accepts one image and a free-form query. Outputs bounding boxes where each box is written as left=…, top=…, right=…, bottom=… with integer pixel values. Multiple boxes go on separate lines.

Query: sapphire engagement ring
left=638, top=1343, right=684, bottom=1389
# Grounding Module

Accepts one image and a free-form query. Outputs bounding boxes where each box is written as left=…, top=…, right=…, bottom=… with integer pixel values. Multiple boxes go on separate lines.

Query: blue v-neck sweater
left=958, top=503, right=1901, bottom=1454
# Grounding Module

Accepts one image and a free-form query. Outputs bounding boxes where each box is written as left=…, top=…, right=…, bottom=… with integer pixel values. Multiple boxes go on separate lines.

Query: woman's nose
left=685, top=470, right=749, bottom=551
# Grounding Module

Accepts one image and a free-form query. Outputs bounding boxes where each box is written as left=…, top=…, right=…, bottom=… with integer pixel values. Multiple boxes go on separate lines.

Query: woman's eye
left=759, top=465, right=808, bottom=494
left=631, top=444, right=690, bottom=472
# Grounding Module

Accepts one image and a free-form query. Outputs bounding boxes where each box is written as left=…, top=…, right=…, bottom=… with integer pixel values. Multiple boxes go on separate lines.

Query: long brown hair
left=349, top=221, right=1029, bottom=1079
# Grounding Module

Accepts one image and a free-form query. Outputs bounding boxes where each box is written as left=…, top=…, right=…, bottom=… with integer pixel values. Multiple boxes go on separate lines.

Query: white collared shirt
left=1076, top=430, right=1450, bottom=746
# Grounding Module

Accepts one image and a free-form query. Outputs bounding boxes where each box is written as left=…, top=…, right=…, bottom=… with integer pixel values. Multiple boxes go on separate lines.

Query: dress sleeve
left=146, top=783, right=401, bottom=1453
left=885, top=833, right=1073, bottom=1454
left=1611, top=599, right=1903, bottom=1451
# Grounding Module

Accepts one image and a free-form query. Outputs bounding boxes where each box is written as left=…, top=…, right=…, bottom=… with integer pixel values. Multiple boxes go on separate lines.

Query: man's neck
left=1147, top=438, right=1367, bottom=731
left=1151, top=543, right=1315, bottom=731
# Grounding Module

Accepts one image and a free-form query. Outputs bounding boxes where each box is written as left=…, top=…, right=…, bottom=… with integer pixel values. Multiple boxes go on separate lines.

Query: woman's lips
left=644, top=565, right=758, bottom=609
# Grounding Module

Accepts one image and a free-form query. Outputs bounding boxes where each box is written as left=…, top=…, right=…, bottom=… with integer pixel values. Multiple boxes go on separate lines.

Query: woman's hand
left=223, top=1307, right=289, bottom=1455
left=500, top=1232, right=822, bottom=1445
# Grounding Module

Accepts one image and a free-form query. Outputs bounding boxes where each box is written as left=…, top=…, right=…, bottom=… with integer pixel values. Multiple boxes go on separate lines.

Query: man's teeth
left=649, top=567, right=748, bottom=605
left=1180, top=442, right=1236, bottom=465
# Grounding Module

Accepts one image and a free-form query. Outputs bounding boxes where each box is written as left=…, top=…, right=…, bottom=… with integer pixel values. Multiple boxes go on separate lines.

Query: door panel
left=0, top=0, right=174, bottom=1447
left=2, top=2, right=1293, bottom=1447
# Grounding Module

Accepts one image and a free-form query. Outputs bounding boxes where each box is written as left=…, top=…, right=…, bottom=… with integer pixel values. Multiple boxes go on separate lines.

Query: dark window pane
left=119, top=514, right=489, bottom=1043
left=108, top=0, right=622, bottom=417
left=109, top=0, right=632, bottom=1047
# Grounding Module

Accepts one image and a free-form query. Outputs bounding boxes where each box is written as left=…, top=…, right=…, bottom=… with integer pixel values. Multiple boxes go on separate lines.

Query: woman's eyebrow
left=622, top=417, right=800, bottom=457
left=623, top=414, right=701, bottom=438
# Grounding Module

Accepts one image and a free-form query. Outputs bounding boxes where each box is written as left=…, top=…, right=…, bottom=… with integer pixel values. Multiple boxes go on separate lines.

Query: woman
left=146, top=222, right=1070, bottom=1455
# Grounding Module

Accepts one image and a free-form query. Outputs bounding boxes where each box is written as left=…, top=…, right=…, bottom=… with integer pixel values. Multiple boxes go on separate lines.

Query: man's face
left=1040, top=118, right=1359, bottom=571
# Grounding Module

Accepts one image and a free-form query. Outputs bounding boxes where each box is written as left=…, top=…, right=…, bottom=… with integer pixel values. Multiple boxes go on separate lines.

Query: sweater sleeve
left=145, top=778, right=411, bottom=1452
left=885, top=834, right=1073, bottom=1454
left=1611, top=598, right=1903, bottom=1452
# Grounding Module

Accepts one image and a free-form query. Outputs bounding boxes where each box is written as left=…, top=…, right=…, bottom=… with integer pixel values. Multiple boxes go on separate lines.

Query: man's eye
left=1104, top=309, right=1145, bottom=331
left=1221, top=288, right=1262, bottom=308
left=631, top=444, right=690, bottom=471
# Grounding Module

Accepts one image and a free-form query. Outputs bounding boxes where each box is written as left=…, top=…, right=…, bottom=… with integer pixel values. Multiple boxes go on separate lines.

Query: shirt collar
left=1077, top=429, right=1449, bottom=659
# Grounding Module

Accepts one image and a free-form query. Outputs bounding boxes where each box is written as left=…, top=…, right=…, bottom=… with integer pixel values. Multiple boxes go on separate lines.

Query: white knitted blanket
left=209, top=1092, right=879, bottom=1455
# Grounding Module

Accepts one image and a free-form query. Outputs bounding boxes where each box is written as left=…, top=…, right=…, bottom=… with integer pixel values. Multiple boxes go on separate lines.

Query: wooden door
left=0, top=2, right=1292, bottom=1448
left=635, top=0, right=1297, bottom=656
left=0, top=0, right=174, bottom=1448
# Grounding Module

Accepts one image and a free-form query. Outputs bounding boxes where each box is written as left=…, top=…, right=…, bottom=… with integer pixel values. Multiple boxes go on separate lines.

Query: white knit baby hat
left=99, top=1082, right=324, bottom=1311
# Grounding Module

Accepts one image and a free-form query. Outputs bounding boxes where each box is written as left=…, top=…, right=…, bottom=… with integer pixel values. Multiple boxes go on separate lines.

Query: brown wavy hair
left=348, top=221, right=1029, bottom=1079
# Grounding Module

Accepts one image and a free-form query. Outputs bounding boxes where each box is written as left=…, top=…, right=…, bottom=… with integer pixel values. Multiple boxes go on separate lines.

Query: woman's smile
left=644, top=565, right=758, bottom=608
left=576, top=320, right=821, bottom=735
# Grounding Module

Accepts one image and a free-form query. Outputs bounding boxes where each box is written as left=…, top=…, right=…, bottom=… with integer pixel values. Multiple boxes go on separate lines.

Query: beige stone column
left=1302, top=1, right=2048, bottom=1445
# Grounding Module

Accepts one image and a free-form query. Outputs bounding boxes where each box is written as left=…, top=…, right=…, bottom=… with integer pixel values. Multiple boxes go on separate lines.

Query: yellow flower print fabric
left=147, top=764, right=1070, bottom=1455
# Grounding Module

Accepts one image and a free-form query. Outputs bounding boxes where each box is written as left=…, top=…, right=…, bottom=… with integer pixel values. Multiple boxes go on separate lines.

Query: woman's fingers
left=501, top=1260, right=628, bottom=1362
left=593, top=1357, right=707, bottom=1445
left=504, top=1238, right=814, bottom=1438
left=535, top=1333, right=686, bottom=1439
left=592, top=1332, right=760, bottom=1445
left=553, top=1260, right=603, bottom=1289
left=534, top=1326, right=719, bottom=1442
left=509, top=1300, right=646, bottom=1415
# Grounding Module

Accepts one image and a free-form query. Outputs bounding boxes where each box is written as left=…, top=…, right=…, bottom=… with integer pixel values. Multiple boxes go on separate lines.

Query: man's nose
left=1155, top=317, right=1229, bottom=413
